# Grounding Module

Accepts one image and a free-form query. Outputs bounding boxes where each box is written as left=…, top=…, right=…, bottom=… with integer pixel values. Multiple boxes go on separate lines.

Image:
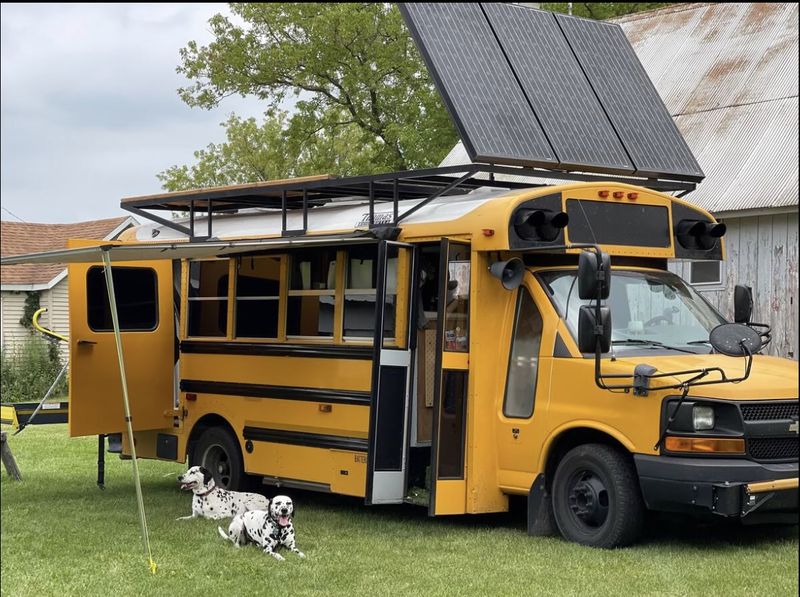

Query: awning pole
left=101, top=249, right=157, bottom=574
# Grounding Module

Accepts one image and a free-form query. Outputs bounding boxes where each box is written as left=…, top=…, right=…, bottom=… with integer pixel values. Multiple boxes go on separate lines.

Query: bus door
left=430, top=239, right=471, bottom=515
left=68, top=254, right=177, bottom=437
left=366, top=241, right=416, bottom=504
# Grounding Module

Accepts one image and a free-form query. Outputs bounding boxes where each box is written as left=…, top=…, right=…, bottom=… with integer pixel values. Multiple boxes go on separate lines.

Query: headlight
left=692, top=405, right=715, bottom=430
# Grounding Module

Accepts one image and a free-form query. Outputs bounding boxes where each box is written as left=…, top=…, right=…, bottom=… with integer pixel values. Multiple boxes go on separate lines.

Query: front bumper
left=634, top=455, right=798, bottom=521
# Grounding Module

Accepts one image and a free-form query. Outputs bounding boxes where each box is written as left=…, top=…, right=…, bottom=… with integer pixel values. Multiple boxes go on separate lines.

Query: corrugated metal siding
left=670, top=211, right=799, bottom=359
left=617, top=2, right=799, bottom=213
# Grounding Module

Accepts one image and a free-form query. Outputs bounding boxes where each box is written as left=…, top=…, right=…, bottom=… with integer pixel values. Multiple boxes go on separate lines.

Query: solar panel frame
left=482, top=3, right=635, bottom=175
left=399, top=3, right=558, bottom=169
left=555, top=13, right=705, bottom=182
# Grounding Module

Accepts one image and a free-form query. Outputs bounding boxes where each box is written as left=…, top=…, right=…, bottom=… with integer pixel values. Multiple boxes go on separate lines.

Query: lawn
left=1, top=425, right=797, bottom=597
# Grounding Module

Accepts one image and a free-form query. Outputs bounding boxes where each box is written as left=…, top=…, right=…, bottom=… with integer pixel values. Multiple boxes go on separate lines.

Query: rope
left=101, top=251, right=157, bottom=574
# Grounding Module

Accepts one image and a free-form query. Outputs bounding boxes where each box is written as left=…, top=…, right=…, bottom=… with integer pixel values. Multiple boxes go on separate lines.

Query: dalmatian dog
left=176, top=465, right=269, bottom=520
left=218, top=495, right=305, bottom=561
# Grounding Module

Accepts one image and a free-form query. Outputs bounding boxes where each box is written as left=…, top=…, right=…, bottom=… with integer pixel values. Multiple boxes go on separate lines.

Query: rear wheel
left=552, top=443, right=644, bottom=548
left=190, top=427, right=248, bottom=491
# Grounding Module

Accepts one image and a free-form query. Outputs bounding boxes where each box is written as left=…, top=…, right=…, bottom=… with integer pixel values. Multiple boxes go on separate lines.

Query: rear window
left=87, top=266, right=158, bottom=331
left=566, top=199, right=670, bottom=247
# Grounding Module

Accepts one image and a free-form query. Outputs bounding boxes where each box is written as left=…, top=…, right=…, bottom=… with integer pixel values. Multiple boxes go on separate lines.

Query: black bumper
left=634, top=455, right=798, bottom=521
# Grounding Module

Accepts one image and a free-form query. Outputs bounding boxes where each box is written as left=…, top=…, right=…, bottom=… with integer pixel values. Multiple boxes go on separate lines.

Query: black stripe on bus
left=242, top=426, right=368, bottom=452
left=180, top=380, right=371, bottom=406
left=180, top=341, right=373, bottom=360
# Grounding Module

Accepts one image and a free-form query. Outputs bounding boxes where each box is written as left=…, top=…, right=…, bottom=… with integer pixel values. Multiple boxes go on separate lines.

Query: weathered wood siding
left=670, top=211, right=799, bottom=359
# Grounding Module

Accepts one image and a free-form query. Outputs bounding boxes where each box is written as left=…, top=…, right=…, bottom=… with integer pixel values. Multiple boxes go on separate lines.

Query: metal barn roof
left=441, top=2, right=799, bottom=215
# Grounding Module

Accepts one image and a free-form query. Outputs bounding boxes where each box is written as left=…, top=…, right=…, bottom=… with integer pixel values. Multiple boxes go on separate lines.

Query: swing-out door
left=429, top=239, right=471, bottom=515
left=365, top=241, right=415, bottom=504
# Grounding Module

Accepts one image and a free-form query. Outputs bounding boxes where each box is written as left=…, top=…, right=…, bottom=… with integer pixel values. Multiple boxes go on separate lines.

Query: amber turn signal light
left=664, top=436, right=745, bottom=454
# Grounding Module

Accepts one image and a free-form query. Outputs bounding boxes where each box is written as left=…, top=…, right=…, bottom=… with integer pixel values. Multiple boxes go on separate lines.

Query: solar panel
left=398, top=3, right=557, bottom=168
left=555, top=13, right=705, bottom=181
left=482, top=3, right=634, bottom=175
left=400, top=3, right=704, bottom=183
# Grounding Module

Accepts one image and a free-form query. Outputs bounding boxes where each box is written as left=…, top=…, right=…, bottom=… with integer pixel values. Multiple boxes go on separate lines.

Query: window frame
left=186, top=258, right=234, bottom=339
left=233, top=254, right=285, bottom=340
left=502, top=286, right=543, bottom=419
left=688, top=259, right=724, bottom=287
left=86, top=265, right=159, bottom=333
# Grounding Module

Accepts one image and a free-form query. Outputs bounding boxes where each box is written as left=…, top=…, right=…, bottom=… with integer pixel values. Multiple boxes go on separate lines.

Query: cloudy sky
left=1, top=3, right=266, bottom=224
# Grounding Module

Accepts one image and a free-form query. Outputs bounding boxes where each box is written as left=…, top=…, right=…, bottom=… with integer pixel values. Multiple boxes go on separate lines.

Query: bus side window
left=503, top=288, right=543, bottom=419
left=187, top=260, right=229, bottom=337
left=287, top=248, right=337, bottom=338
left=343, top=245, right=397, bottom=340
left=235, top=256, right=281, bottom=339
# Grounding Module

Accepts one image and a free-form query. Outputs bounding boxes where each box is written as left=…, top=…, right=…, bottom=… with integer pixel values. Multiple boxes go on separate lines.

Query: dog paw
left=269, top=552, right=285, bottom=561
left=296, top=552, right=306, bottom=559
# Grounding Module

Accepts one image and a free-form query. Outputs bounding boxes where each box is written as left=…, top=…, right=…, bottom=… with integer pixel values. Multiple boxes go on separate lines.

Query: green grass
left=2, top=425, right=797, bottom=597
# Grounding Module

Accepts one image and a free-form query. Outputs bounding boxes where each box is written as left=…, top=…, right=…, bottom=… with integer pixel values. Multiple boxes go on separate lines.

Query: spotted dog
left=176, top=465, right=269, bottom=520
left=218, top=495, right=305, bottom=561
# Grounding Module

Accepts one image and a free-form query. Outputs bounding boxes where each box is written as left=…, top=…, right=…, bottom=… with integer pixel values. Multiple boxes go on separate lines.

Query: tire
left=189, top=427, right=248, bottom=492
left=552, top=443, right=644, bottom=548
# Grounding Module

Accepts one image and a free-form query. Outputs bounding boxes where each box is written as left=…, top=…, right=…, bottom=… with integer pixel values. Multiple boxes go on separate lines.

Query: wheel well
left=543, top=428, right=631, bottom=492
left=186, top=414, right=238, bottom=461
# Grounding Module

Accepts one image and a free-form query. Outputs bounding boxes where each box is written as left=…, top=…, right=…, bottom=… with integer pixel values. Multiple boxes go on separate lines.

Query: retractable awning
left=0, top=233, right=377, bottom=266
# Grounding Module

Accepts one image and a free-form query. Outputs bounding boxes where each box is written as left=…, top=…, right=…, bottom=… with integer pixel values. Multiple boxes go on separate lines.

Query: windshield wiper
left=686, top=339, right=711, bottom=345
left=612, top=338, right=697, bottom=354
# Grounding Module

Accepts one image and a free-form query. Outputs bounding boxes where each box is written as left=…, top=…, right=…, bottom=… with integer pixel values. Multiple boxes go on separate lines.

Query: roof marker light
left=613, top=191, right=624, bottom=199
left=598, top=190, right=609, bottom=198
left=482, top=228, right=495, bottom=237
left=627, top=192, right=638, bottom=200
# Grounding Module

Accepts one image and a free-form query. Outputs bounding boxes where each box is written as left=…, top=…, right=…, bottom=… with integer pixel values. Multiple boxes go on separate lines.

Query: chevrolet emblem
left=790, top=421, right=799, bottom=434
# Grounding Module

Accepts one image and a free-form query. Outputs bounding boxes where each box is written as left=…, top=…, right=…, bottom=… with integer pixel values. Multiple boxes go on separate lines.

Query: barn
left=442, top=2, right=798, bottom=358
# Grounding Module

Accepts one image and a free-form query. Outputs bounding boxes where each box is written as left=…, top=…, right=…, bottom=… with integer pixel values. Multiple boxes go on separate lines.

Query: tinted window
left=87, top=267, right=158, bottom=332
left=566, top=199, right=670, bottom=247
left=188, top=260, right=229, bottom=337
left=235, top=256, right=280, bottom=338
left=503, top=289, right=542, bottom=418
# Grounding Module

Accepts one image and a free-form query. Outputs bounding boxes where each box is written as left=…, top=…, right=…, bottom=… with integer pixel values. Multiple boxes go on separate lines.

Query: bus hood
left=612, top=354, right=799, bottom=400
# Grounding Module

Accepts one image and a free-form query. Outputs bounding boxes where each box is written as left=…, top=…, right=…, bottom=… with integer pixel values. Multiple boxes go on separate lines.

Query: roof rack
left=120, top=163, right=695, bottom=239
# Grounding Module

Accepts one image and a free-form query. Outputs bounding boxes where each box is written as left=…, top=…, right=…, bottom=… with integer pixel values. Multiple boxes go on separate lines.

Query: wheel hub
left=567, top=472, right=609, bottom=527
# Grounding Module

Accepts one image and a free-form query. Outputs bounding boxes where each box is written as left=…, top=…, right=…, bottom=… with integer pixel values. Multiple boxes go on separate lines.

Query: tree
left=161, top=2, right=675, bottom=191
left=542, top=3, right=673, bottom=19
left=174, top=3, right=456, bottom=173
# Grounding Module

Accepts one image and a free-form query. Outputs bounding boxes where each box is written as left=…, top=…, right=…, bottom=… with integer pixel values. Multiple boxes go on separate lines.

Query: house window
left=689, top=261, right=722, bottom=285
left=235, top=256, right=281, bottom=339
left=286, top=248, right=337, bottom=338
left=87, top=266, right=158, bottom=331
left=187, top=260, right=229, bottom=337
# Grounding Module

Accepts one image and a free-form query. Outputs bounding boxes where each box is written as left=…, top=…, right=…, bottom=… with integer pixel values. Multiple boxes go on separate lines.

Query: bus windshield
left=539, top=269, right=727, bottom=354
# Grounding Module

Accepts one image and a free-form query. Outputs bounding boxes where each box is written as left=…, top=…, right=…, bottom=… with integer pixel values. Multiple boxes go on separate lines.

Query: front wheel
left=552, top=443, right=644, bottom=548
left=190, top=427, right=247, bottom=491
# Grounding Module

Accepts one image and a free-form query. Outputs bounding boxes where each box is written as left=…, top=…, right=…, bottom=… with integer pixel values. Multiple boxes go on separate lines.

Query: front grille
left=748, top=437, right=799, bottom=461
left=740, top=402, right=799, bottom=421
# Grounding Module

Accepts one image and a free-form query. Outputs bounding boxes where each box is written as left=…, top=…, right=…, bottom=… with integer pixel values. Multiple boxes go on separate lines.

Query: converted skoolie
left=47, top=167, right=796, bottom=547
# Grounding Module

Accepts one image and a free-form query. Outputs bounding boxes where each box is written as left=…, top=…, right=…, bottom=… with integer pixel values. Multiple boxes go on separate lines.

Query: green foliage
left=157, top=110, right=377, bottom=191
left=0, top=336, right=66, bottom=404
left=162, top=2, right=673, bottom=191
left=171, top=3, right=458, bottom=180
left=19, top=292, right=41, bottom=330
left=541, top=3, right=674, bottom=20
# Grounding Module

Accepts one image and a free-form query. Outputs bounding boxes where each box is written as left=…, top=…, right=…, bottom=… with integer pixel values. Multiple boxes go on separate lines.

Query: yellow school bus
left=56, top=167, right=798, bottom=547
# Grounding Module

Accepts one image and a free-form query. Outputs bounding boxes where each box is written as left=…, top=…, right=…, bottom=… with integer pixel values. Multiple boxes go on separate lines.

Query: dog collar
left=195, top=482, right=217, bottom=497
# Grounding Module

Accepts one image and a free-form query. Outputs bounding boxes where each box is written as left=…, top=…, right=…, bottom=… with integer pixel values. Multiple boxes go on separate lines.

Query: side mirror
left=733, top=285, right=753, bottom=324
left=578, top=305, right=612, bottom=353
left=578, top=251, right=611, bottom=300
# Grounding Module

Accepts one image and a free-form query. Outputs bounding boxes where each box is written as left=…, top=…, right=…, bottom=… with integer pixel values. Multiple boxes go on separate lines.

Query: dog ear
left=199, top=467, right=212, bottom=485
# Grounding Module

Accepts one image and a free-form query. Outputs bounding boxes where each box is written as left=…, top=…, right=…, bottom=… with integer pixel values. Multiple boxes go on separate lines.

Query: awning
left=0, top=234, right=377, bottom=266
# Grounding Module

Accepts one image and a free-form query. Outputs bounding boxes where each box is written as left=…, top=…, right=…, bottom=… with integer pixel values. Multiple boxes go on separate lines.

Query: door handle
left=77, top=339, right=97, bottom=346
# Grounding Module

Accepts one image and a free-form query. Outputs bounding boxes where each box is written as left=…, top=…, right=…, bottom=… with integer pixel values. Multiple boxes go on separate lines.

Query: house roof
left=1, top=217, right=133, bottom=288
left=441, top=3, right=798, bottom=215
